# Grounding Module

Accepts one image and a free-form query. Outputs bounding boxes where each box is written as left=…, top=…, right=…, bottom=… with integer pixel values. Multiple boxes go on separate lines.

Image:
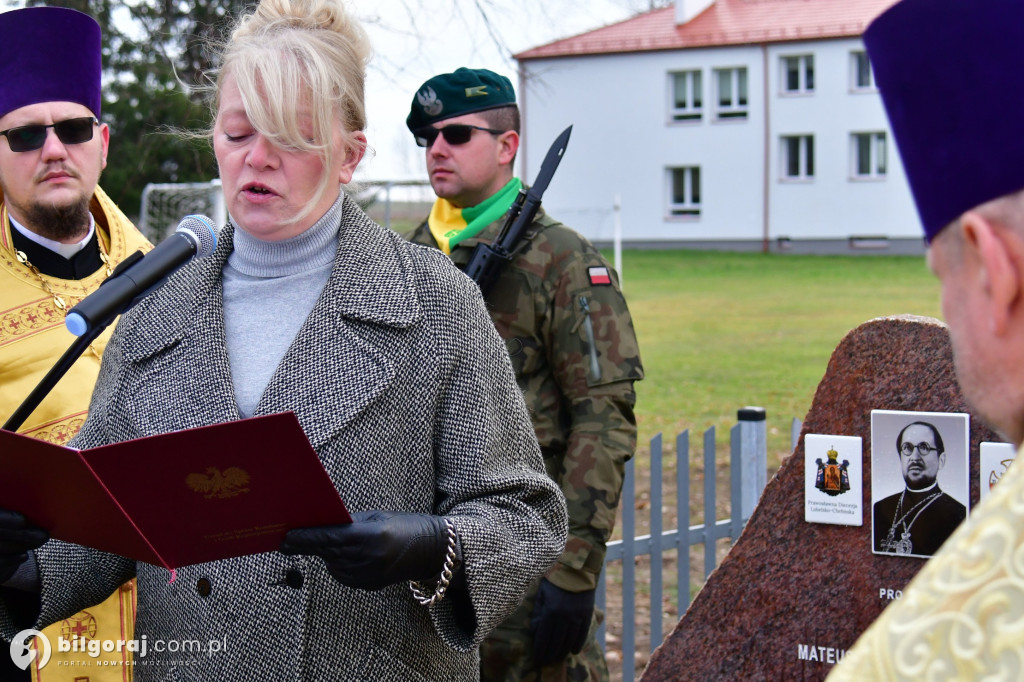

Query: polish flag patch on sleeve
left=588, top=266, right=612, bottom=285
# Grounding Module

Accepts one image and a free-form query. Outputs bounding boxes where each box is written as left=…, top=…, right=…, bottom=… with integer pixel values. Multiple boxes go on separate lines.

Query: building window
left=851, top=132, right=887, bottom=179
left=851, top=51, right=875, bottom=91
left=781, top=55, right=814, bottom=94
left=781, top=135, right=814, bottom=180
left=669, top=70, right=703, bottom=122
left=667, top=166, right=701, bottom=217
left=714, top=67, right=748, bottom=120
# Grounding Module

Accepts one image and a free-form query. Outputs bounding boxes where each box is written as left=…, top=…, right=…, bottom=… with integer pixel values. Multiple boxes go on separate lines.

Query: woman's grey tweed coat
left=11, top=198, right=567, bottom=681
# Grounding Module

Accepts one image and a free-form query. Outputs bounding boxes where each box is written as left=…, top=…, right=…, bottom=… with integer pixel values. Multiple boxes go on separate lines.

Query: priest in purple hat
left=829, top=0, right=1024, bottom=678
left=0, top=6, right=150, bottom=681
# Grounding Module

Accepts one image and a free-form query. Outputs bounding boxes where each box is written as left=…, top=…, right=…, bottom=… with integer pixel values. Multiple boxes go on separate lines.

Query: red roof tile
left=515, top=0, right=900, bottom=60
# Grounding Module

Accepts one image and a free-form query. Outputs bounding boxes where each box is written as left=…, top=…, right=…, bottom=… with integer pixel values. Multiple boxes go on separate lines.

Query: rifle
left=463, top=125, right=572, bottom=298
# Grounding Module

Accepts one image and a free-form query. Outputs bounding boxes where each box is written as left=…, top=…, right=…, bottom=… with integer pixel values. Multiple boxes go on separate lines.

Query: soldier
left=406, top=67, right=644, bottom=681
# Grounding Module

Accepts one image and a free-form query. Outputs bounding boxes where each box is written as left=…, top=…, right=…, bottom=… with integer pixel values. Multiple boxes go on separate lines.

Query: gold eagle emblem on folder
left=186, top=467, right=251, bottom=499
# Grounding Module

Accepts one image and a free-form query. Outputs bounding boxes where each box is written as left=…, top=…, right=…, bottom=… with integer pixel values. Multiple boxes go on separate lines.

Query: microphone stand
left=2, top=323, right=108, bottom=433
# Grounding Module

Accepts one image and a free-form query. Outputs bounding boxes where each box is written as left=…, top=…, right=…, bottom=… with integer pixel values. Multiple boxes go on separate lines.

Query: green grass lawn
left=617, top=250, right=943, bottom=471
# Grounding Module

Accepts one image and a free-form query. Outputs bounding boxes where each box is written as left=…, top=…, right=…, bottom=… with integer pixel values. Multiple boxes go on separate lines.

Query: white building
left=514, top=0, right=922, bottom=253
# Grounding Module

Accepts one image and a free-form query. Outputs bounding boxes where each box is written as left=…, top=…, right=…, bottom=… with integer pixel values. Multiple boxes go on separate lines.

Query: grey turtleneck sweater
left=222, top=196, right=344, bottom=417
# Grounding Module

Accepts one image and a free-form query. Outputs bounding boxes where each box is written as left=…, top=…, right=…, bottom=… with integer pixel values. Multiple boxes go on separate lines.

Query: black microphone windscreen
left=175, top=215, right=217, bottom=257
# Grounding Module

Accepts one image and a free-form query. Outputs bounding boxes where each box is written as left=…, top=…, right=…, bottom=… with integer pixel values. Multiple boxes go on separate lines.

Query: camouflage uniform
left=408, top=206, right=643, bottom=681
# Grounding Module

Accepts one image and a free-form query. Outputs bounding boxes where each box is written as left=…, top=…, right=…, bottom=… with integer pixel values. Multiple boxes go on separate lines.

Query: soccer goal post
left=139, top=180, right=227, bottom=244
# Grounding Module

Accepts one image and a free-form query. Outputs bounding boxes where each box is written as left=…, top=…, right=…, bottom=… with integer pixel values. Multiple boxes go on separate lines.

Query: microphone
left=65, top=215, right=218, bottom=337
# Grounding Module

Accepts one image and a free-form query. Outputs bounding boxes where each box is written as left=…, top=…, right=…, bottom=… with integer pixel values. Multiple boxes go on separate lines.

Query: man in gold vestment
left=829, top=0, right=1024, bottom=678
left=0, top=7, right=151, bottom=681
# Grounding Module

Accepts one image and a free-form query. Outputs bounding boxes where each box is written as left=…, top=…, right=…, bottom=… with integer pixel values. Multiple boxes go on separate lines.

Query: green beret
left=407, top=67, right=516, bottom=133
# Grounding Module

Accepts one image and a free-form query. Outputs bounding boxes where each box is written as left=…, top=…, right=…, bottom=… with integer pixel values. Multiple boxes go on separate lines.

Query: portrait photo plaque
left=870, top=410, right=969, bottom=558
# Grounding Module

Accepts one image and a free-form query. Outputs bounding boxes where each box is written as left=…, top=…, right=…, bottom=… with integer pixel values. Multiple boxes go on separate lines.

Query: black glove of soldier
left=530, top=578, right=595, bottom=666
left=0, top=509, right=48, bottom=584
left=280, top=510, right=450, bottom=591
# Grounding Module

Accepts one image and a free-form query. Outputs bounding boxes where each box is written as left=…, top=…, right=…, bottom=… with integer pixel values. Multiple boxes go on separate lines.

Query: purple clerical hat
left=0, top=7, right=102, bottom=121
left=865, top=0, right=1024, bottom=242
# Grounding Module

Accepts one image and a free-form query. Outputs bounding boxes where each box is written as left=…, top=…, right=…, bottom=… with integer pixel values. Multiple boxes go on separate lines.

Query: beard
left=20, top=195, right=92, bottom=242
left=0, top=157, right=99, bottom=242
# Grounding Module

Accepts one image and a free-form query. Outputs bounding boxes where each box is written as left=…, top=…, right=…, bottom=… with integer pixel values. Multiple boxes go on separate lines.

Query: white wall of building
left=521, top=47, right=764, bottom=245
left=519, top=37, right=921, bottom=248
left=766, top=38, right=918, bottom=242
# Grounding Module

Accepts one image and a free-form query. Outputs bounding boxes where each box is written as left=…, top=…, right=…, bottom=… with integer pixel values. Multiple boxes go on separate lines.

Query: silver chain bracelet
left=409, top=518, right=458, bottom=606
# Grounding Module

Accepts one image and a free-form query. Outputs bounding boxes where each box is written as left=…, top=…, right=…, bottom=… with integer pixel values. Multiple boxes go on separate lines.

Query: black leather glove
left=0, top=509, right=47, bottom=584
left=531, top=578, right=595, bottom=666
left=280, top=510, right=450, bottom=590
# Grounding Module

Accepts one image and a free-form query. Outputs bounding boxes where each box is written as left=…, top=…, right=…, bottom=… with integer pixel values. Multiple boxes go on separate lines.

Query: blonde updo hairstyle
left=214, top=0, right=370, bottom=222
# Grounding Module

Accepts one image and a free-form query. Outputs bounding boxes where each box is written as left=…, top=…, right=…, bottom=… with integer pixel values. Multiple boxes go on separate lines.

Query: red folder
left=0, top=412, right=350, bottom=570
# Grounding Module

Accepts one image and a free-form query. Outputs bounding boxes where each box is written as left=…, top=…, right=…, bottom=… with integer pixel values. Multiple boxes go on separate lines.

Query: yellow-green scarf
left=428, top=178, right=522, bottom=255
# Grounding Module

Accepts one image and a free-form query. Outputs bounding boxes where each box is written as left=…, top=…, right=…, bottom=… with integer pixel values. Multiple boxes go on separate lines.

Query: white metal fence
left=139, top=179, right=432, bottom=241
left=598, top=408, right=770, bottom=680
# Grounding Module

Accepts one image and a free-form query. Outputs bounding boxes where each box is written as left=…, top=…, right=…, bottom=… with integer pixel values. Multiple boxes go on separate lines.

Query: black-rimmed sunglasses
left=413, top=123, right=505, bottom=148
left=0, top=117, right=98, bottom=153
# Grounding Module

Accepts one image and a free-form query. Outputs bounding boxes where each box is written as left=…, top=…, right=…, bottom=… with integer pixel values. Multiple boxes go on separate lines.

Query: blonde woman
left=0, top=1, right=567, bottom=678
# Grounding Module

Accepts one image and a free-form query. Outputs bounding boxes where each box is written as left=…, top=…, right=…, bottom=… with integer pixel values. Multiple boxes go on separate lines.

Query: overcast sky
left=353, top=0, right=652, bottom=182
